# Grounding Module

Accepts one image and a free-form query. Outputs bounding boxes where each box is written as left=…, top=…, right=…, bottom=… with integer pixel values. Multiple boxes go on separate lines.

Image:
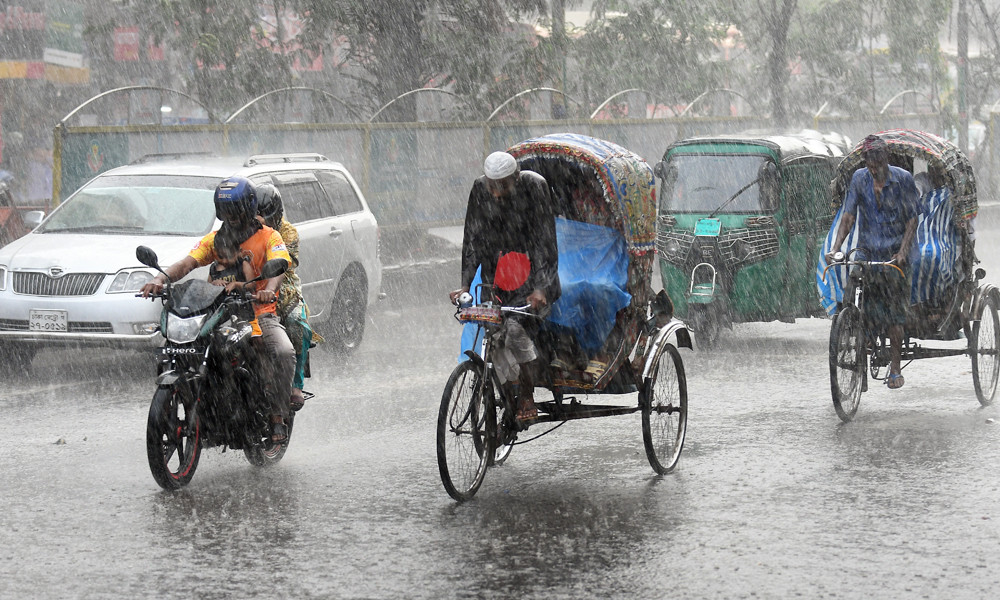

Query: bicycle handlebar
left=821, top=259, right=906, bottom=283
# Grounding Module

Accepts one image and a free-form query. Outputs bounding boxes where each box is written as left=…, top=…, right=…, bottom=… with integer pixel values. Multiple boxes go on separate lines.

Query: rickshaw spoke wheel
left=972, top=291, right=1000, bottom=405
left=642, top=344, right=688, bottom=474
left=829, top=305, right=865, bottom=422
left=437, top=360, right=491, bottom=501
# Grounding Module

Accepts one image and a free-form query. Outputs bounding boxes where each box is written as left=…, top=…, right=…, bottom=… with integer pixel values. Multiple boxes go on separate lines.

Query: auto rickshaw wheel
left=971, top=289, right=1000, bottom=405
left=437, top=360, right=491, bottom=501
left=829, top=305, right=866, bottom=422
left=641, top=343, right=688, bottom=474
left=690, top=306, right=720, bottom=349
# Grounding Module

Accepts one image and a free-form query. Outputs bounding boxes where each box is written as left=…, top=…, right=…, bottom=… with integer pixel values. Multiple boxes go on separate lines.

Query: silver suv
left=0, top=152, right=381, bottom=368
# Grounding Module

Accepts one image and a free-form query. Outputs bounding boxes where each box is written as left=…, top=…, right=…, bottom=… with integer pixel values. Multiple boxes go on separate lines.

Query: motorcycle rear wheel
left=147, top=385, right=202, bottom=490
left=245, top=415, right=293, bottom=466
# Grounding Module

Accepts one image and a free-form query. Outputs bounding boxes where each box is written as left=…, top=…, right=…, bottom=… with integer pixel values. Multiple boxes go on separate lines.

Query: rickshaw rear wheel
left=971, top=289, right=1000, bottom=405
left=830, top=305, right=865, bottom=422
left=642, top=343, right=688, bottom=474
left=437, top=360, right=492, bottom=501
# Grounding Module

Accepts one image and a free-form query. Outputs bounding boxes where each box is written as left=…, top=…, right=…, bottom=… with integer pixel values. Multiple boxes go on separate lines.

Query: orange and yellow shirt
left=189, top=226, right=291, bottom=316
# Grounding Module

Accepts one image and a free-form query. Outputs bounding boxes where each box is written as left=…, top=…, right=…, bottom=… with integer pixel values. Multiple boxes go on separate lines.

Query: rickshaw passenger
left=827, top=135, right=919, bottom=389
left=449, top=151, right=561, bottom=423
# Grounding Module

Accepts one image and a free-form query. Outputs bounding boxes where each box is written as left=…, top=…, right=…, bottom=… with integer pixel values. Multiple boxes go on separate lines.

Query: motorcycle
left=136, top=245, right=294, bottom=490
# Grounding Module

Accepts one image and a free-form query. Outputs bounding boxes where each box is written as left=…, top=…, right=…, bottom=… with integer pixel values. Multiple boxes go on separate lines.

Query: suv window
left=270, top=171, right=333, bottom=223
left=316, top=170, right=363, bottom=216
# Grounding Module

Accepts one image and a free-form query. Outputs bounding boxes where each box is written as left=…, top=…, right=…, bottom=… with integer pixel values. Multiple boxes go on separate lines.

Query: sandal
left=290, top=389, right=305, bottom=412
left=515, top=397, right=538, bottom=422
left=886, top=373, right=905, bottom=390
left=270, top=420, right=289, bottom=444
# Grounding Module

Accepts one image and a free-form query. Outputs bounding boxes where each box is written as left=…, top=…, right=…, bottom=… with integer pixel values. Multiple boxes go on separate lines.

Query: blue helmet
left=214, top=177, right=257, bottom=225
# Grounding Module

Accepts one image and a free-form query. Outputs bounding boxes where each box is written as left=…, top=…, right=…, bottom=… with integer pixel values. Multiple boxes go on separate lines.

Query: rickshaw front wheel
left=437, top=360, right=492, bottom=501
left=641, top=343, right=688, bottom=474
left=971, top=289, right=1000, bottom=405
left=830, top=305, right=865, bottom=422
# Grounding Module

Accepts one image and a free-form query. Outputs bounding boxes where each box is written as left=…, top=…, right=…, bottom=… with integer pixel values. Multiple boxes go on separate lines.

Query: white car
left=0, top=153, right=381, bottom=369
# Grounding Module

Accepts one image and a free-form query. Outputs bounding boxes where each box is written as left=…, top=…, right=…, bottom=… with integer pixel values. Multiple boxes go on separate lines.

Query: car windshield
left=660, top=154, right=774, bottom=213
left=39, top=174, right=219, bottom=236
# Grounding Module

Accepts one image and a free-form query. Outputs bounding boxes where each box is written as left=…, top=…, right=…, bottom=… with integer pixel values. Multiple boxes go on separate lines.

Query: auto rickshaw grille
left=718, top=227, right=780, bottom=266
left=655, top=229, right=694, bottom=265
left=13, top=272, right=105, bottom=296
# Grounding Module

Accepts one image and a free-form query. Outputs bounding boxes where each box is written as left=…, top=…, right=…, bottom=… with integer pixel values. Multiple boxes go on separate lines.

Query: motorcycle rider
left=256, top=184, right=319, bottom=411
left=140, top=177, right=296, bottom=443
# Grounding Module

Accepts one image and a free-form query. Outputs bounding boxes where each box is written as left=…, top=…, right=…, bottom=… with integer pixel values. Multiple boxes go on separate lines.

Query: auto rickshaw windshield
left=660, top=153, right=777, bottom=213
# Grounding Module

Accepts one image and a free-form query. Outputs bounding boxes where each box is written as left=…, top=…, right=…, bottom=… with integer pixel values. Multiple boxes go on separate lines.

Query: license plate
left=29, top=309, right=68, bottom=332
left=694, top=218, right=722, bottom=237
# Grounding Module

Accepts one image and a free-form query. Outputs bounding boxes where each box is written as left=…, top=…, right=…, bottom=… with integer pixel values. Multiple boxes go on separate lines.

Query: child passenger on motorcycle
left=208, top=229, right=255, bottom=293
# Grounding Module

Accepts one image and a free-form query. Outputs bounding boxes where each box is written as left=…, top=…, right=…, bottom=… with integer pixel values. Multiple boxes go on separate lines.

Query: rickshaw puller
left=827, top=135, right=919, bottom=389
left=449, top=151, right=561, bottom=423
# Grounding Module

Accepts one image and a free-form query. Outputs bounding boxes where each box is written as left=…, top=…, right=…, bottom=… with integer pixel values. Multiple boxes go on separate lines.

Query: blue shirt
left=843, top=165, right=919, bottom=261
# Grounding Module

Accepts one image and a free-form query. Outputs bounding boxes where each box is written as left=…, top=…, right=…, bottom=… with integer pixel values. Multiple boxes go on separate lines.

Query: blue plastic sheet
left=458, top=218, right=631, bottom=361
left=548, top=218, right=631, bottom=354
left=458, top=266, right=484, bottom=362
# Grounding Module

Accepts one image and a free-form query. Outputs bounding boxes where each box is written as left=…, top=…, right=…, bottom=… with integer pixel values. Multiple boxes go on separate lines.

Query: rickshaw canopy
left=831, top=128, right=977, bottom=221
left=507, top=133, right=657, bottom=256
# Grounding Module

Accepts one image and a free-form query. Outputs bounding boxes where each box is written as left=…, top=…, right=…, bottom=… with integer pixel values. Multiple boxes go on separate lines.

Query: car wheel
left=323, top=268, right=367, bottom=353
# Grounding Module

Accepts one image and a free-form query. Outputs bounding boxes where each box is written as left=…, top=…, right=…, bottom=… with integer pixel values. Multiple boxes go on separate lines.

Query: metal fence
left=56, top=111, right=973, bottom=232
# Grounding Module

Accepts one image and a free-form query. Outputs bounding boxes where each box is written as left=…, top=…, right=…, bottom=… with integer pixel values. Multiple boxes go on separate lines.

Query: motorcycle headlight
left=107, top=269, right=155, bottom=293
left=165, top=313, right=206, bottom=344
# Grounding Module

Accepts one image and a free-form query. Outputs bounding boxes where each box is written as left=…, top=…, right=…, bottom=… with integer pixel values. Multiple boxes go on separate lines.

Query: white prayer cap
left=483, top=151, right=517, bottom=180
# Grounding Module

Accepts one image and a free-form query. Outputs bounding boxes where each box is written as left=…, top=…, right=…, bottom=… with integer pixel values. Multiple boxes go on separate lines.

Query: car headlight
left=165, top=313, right=206, bottom=344
left=0, top=265, right=6, bottom=292
left=107, top=269, right=155, bottom=293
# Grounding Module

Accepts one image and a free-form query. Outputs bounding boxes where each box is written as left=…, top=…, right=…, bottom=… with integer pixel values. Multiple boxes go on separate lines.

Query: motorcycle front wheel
left=147, top=385, right=202, bottom=490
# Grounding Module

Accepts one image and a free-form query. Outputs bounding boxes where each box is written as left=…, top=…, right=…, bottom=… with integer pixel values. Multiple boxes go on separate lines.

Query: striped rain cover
left=816, top=203, right=859, bottom=316
left=816, top=187, right=959, bottom=317
left=911, top=187, right=959, bottom=304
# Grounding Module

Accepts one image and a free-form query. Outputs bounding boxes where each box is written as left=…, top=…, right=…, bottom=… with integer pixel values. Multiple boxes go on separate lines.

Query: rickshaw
left=654, top=131, right=850, bottom=346
left=436, top=133, right=692, bottom=501
left=820, top=128, right=999, bottom=422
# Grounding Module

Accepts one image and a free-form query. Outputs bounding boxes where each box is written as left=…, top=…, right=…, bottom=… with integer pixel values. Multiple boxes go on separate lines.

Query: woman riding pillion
left=256, top=184, right=321, bottom=411
left=139, top=177, right=296, bottom=442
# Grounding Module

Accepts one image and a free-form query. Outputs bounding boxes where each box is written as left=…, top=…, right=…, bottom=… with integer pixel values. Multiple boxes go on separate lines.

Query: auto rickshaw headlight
left=732, top=239, right=752, bottom=261
left=665, top=239, right=681, bottom=256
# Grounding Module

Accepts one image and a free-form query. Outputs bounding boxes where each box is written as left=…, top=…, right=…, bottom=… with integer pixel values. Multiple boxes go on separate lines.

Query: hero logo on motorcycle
left=159, top=346, right=200, bottom=354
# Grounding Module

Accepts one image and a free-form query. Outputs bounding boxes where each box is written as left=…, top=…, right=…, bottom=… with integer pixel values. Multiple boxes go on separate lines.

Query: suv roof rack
left=131, top=152, right=218, bottom=164
left=244, top=153, right=330, bottom=167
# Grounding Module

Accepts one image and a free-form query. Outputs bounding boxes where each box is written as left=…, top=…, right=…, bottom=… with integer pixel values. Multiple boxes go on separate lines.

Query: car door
left=315, top=169, right=377, bottom=279
left=267, top=170, right=344, bottom=316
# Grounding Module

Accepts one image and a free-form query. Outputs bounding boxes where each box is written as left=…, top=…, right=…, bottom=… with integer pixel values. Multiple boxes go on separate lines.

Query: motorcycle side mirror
left=136, top=245, right=160, bottom=269
left=260, top=257, right=288, bottom=280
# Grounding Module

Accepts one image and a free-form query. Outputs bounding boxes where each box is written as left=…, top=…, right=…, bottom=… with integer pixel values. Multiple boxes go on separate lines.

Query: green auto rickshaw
left=654, top=131, right=850, bottom=346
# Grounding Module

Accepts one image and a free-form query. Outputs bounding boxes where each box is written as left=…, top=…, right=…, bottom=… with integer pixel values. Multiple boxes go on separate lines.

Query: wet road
left=4, top=222, right=1000, bottom=598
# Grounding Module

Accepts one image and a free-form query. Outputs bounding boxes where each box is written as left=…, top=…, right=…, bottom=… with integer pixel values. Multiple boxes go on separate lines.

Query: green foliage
left=574, top=1, right=728, bottom=111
